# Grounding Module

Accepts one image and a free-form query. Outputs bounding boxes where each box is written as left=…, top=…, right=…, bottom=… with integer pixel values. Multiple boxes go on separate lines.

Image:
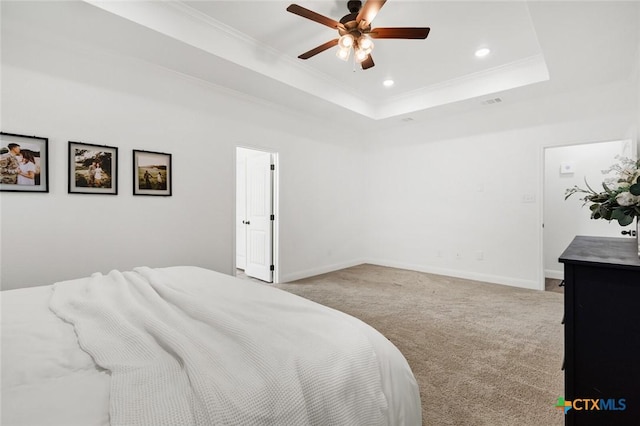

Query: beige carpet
left=545, top=278, right=564, bottom=294
left=275, top=264, right=564, bottom=426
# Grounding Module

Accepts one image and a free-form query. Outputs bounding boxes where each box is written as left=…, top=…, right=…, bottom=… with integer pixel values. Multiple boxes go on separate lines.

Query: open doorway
left=235, top=147, right=278, bottom=283
left=542, top=139, right=635, bottom=292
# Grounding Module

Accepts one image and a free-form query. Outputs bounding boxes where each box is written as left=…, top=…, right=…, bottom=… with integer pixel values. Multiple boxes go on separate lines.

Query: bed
left=1, top=266, right=421, bottom=426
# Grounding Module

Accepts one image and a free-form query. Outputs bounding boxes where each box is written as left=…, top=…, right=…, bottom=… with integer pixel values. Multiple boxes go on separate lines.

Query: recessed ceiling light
left=383, top=79, right=394, bottom=87
left=475, top=48, right=491, bottom=58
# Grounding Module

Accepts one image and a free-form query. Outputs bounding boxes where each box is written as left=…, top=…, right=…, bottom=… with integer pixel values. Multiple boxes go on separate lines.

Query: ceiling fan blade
left=298, top=39, right=339, bottom=59
left=286, top=4, right=343, bottom=30
left=369, top=27, right=430, bottom=39
left=361, top=54, right=375, bottom=70
left=356, top=0, right=387, bottom=26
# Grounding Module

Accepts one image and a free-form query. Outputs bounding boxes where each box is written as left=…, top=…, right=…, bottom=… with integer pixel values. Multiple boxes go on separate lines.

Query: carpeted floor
left=545, top=278, right=564, bottom=294
left=274, top=264, right=565, bottom=426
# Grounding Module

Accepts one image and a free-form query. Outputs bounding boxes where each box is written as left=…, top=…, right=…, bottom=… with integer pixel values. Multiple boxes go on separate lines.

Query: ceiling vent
left=481, top=97, right=503, bottom=105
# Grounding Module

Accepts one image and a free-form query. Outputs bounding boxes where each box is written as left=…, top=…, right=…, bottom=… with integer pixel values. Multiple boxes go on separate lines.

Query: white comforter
left=2, top=266, right=421, bottom=426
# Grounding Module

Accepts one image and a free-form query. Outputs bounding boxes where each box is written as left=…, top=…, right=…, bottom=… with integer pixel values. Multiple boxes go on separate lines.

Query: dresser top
left=559, top=236, right=640, bottom=270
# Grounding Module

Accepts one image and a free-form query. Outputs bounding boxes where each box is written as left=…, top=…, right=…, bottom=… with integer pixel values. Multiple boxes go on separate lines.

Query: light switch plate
left=560, top=162, right=575, bottom=174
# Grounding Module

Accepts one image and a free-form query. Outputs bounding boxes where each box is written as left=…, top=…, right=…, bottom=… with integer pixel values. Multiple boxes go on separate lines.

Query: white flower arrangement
left=565, top=156, right=640, bottom=226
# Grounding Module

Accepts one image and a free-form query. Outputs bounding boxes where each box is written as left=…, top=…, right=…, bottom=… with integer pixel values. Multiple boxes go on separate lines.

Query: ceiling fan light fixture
left=338, top=34, right=355, bottom=49
left=354, top=48, right=369, bottom=63
left=336, top=47, right=351, bottom=61
left=358, top=34, right=374, bottom=53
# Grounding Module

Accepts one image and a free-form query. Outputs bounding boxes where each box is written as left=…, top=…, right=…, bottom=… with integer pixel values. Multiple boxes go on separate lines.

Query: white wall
left=1, top=2, right=638, bottom=292
left=543, top=140, right=634, bottom=279
left=0, top=15, right=365, bottom=290
left=364, top=80, right=637, bottom=290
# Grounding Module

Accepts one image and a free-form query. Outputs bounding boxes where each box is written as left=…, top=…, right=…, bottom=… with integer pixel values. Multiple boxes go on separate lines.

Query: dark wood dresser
left=559, top=236, right=640, bottom=425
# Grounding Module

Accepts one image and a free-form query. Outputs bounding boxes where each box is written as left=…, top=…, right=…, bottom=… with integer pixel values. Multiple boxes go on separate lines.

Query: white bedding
left=1, top=266, right=420, bottom=426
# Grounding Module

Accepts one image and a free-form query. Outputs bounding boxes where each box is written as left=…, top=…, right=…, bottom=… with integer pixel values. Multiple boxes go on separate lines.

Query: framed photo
left=133, top=150, right=172, bottom=196
left=68, top=141, right=118, bottom=195
left=0, top=132, right=49, bottom=193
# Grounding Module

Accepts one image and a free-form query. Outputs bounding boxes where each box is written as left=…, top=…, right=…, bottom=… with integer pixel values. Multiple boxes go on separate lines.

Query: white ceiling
left=3, top=1, right=639, bottom=127
left=182, top=1, right=544, bottom=95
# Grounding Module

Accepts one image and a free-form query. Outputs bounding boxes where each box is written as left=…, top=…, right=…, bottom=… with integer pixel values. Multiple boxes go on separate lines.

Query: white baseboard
left=280, top=258, right=544, bottom=291
left=280, top=259, right=366, bottom=283
left=544, top=269, right=564, bottom=280
left=365, top=258, right=542, bottom=291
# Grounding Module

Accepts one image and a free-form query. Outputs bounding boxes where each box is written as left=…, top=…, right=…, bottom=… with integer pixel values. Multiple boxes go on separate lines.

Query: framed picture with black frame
left=0, top=132, right=49, bottom=193
left=68, top=141, right=118, bottom=195
left=133, top=150, right=172, bottom=196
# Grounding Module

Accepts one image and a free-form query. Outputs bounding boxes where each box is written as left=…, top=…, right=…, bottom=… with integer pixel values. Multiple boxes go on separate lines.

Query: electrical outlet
left=476, top=251, right=484, bottom=261
left=455, top=252, right=462, bottom=260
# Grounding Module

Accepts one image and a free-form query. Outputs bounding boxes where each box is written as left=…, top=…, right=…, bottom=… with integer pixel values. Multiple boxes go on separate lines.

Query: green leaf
left=618, top=214, right=635, bottom=226
left=599, top=205, right=613, bottom=220
left=611, top=209, right=625, bottom=220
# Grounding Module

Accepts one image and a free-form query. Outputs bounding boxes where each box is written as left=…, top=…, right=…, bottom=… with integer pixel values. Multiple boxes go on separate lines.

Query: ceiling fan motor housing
left=340, top=1, right=370, bottom=35
left=339, top=19, right=368, bottom=35
left=341, top=0, right=361, bottom=26
left=339, top=12, right=358, bottom=26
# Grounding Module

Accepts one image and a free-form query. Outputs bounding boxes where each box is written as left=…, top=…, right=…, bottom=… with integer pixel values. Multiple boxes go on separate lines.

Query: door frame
left=538, top=138, right=636, bottom=291
left=234, top=146, right=279, bottom=284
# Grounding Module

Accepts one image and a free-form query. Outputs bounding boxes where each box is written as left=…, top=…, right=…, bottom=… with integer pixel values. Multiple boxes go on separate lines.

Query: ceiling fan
left=286, top=0, right=430, bottom=70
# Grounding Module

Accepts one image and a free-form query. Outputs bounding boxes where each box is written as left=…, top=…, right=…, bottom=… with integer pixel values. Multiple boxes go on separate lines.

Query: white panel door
left=245, top=151, right=273, bottom=282
left=235, top=151, right=247, bottom=270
